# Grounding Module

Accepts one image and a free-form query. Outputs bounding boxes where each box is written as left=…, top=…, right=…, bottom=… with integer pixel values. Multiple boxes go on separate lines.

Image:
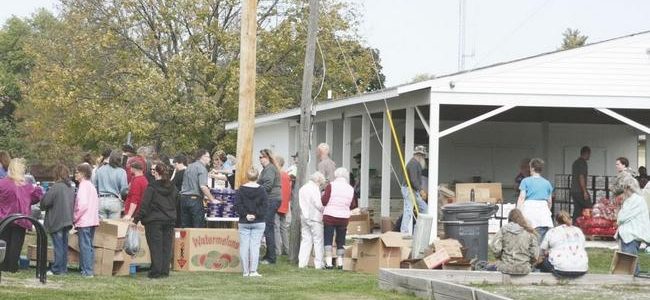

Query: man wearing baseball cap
left=400, top=145, right=429, bottom=235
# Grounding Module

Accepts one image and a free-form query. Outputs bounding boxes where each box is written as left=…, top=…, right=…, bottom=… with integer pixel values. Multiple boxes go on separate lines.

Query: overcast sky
left=3, top=0, right=650, bottom=86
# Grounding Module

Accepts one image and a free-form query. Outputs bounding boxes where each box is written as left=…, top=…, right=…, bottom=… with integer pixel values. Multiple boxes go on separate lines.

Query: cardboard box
left=610, top=251, right=638, bottom=275
left=343, top=258, right=356, bottom=271
left=94, top=248, right=116, bottom=276
left=173, top=228, right=242, bottom=272
left=432, top=239, right=463, bottom=258
left=352, top=232, right=411, bottom=274
left=400, top=259, right=427, bottom=269
left=422, top=248, right=450, bottom=269
left=72, top=220, right=151, bottom=265
left=27, top=245, right=79, bottom=264
left=94, top=220, right=129, bottom=250
left=455, top=183, right=503, bottom=203
left=347, top=213, right=372, bottom=235
left=443, top=258, right=472, bottom=270
left=380, top=217, right=394, bottom=233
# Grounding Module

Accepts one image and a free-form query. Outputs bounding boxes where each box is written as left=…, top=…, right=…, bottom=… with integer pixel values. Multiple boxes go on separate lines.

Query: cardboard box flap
left=99, top=219, right=130, bottom=237
left=380, top=232, right=410, bottom=248
left=432, top=239, right=463, bottom=258
left=353, top=234, right=381, bottom=241
left=349, top=213, right=370, bottom=222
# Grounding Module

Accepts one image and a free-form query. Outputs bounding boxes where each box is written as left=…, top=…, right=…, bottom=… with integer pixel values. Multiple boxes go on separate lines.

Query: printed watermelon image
left=190, top=252, right=241, bottom=270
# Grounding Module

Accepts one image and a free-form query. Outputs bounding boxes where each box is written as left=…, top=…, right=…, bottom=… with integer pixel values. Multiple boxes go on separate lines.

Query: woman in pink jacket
left=74, top=163, right=100, bottom=277
left=321, top=168, right=357, bottom=269
left=0, top=158, right=43, bottom=272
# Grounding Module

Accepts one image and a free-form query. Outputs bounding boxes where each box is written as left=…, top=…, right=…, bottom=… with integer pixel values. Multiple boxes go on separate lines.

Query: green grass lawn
left=0, top=256, right=415, bottom=300
left=5, top=236, right=649, bottom=300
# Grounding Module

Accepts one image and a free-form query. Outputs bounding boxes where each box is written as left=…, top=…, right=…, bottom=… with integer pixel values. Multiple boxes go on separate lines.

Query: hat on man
left=290, top=152, right=299, bottom=158
left=122, top=144, right=135, bottom=154
left=353, top=153, right=361, bottom=159
left=414, top=145, right=427, bottom=157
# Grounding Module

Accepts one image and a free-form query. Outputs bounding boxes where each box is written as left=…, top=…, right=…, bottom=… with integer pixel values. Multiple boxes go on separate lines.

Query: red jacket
left=278, top=171, right=291, bottom=214
left=124, top=175, right=148, bottom=216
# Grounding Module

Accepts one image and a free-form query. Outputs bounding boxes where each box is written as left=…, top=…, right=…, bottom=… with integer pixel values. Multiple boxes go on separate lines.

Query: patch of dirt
left=0, top=276, right=63, bottom=289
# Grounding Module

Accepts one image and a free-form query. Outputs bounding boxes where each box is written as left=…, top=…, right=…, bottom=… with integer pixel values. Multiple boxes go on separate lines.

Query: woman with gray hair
left=321, top=167, right=357, bottom=269
left=298, top=171, right=326, bottom=269
left=93, top=151, right=128, bottom=220
left=616, top=173, right=650, bottom=276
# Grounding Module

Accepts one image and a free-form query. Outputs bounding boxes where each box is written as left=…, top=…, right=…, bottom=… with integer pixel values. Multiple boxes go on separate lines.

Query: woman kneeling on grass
left=490, top=208, right=539, bottom=275
left=134, top=161, right=177, bottom=279
left=615, top=173, right=650, bottom=276
left=235, top=168, right=268, bottom=277
left=539, top=210, right=588, bottom=277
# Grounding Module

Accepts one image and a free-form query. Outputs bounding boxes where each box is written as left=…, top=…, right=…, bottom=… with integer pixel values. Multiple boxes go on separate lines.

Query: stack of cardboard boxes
left=341, top=232, right=465, bottom=274
left=69, top=219, right=150, bottom=276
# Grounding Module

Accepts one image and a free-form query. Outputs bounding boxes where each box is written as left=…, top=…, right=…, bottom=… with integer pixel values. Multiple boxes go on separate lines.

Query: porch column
left=405, top=107, right=415, bottom=159
left=310, top=123, right=318, bottom=176
left=639, top=134, right=650, bottom=169
left=381, top=111, right=393, bottom=218
left=542, top=121, right=550, bottom=177
left=428, top=99, right=440, bottom=242
left=325, top=120, right=334, bottom=150
left=646, top=135, right=650, bottom=169
left=342, top=117, right=352, bottom=171
left=360, top=114, right=370, bottom=208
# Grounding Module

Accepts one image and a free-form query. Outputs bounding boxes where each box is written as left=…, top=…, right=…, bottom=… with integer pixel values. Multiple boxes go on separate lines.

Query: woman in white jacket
left=297, top=172, right=326, bottom=269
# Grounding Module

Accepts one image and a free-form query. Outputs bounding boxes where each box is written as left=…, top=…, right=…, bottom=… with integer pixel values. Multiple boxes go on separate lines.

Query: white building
left=227, top=30, right=650, bottom=240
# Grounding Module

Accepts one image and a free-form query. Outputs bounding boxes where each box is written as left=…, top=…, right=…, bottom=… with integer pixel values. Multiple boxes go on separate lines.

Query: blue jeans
left=99, top=197, right=122, bottom=220
left=620, top=238, right=641, bottom=275
left=263, top=199, right=281, bottom=263
left=239, top=222, right=266, bottom=275
left=323, top=224, right=346, bottom=249
left=536, top=227, right=549, bottom=246
left=400, top=186, right=428, bottom=235
left=50, top=226, right=71, bottom=274
left=180, top=195, right=205, bottom=228
left=77, top=226, right=95, bottom=276
left=539, top=257, right=586, bottom=278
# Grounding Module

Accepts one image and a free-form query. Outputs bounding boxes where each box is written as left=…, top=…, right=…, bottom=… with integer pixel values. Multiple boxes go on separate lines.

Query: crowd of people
left=0, top=142, right=364, bottom=278
left=492, top=148, right=650, bottom=277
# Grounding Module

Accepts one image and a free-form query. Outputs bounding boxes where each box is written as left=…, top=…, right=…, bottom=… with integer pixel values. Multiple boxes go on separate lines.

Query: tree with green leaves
left=0, top=16, right=35, bottom=156
left=559, top=28, right=588, bottom=50
left=14, top=0, right=384, bottom=163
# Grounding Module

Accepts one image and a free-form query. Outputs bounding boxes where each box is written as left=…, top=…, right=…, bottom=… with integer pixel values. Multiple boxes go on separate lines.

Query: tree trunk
left=289, top=0, right=319, bottom=264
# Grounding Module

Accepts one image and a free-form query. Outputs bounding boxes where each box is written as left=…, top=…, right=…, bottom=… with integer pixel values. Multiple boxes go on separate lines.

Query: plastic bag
left=124, top=224, right=140, bottom=256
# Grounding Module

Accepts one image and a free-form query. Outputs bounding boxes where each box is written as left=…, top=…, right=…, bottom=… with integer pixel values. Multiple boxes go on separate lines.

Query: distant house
left=227, top=30, right=650, bottom=239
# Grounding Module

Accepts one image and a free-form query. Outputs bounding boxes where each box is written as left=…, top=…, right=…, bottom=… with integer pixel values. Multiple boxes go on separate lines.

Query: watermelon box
left=173, top=228, right=242, bottom=272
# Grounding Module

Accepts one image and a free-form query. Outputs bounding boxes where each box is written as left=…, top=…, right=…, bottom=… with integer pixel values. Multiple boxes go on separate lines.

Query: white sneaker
left=46, top=271, right=54, bottom=276
left=242, top=273, right=249, bottom=277
left=248, top=272, right=262, bottom=277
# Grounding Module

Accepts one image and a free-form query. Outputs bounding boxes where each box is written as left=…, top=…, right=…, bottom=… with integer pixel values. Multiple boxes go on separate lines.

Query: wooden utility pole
left=289, top=0, right=320, bottom=264
left=235, top=0, right=258, bottom=188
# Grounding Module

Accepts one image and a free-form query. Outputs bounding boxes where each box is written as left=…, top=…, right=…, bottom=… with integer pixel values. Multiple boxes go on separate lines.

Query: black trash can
left=441, top=202, right=498, bottom=262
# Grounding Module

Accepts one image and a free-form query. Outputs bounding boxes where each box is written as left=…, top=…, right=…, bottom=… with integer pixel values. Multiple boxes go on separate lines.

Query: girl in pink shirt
left=74, top=163, right=99, bottom=277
